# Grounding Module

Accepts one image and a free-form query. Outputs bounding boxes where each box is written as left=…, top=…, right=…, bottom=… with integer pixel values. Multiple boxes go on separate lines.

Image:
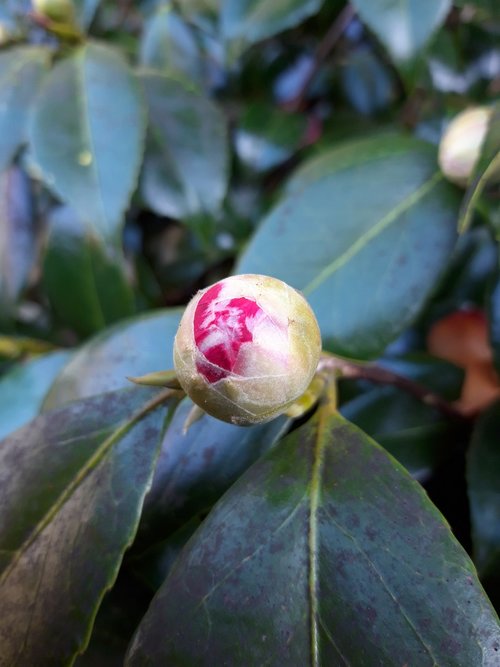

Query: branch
left=288, top=4, right=355, bottom=111
left=318, top=355, right=469, bottom=421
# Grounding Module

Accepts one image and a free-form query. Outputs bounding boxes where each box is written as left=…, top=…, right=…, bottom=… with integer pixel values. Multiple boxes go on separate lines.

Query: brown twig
left=288, top=4, right=355, bottom=111
left=318, top=355, right=469, bottom=421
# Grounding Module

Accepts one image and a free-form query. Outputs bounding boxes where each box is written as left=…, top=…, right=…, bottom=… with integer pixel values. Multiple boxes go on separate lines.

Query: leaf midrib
left=302, top=170, right=444, bottom=296
left=0, top=390, right=168, bottom=585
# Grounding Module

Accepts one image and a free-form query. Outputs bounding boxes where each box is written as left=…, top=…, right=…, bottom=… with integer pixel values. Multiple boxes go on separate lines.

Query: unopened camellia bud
left=173, top=274, right=322, bottom=425
left=438, top=106, right=493, bottom=187
left=32, top=0, right=75, bottom=24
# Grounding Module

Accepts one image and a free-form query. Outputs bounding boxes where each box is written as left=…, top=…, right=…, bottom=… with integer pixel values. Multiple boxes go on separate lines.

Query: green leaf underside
left=0, top=46, right=49, bottom=172
left=43, top=206, right=134, bottom=336
left=140, top=8, right=203, bottom=84
left=138, top=397, right=290, bottom=546
left=0, top=387, right=172, bottom=666
left=467, top=402, right=500, bottom=575
left=42, top=309, right=182, bottom=411
left=126, top=401, right=500, bottom=666
left=351, top=0, right=451, bottom=64
left=220, top=0, right=323, bottom=53
left=237, top=135, right=459, bottom=359
left=29, top=42, right=146, bottom=244
left=140, top=71, right=228, bottom=219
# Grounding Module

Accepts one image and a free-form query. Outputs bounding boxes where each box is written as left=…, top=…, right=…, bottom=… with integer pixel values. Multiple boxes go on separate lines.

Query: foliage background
left=0, top=0, right=500, bottom=664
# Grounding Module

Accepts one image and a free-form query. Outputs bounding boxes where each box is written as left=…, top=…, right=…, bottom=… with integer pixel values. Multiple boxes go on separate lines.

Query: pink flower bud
left=173, top=274, right=322, bottom=425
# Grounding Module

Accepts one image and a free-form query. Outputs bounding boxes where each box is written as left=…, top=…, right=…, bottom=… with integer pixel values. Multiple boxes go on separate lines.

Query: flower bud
left=438, top=106, right=493, bottom=187
left=32, top=0, right=75, bottom=24
left=173, top=274, right=322, bottom=425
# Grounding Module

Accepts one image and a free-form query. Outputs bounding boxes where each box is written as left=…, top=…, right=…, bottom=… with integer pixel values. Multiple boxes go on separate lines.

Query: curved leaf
left=351, top=0, right=451, bottom=64
left=29, top=42, right=146, bottom=244
left=140, top=71, right=228, bottom=219
left=43, top=206, right=135, bottom=336
left=0, top=46, right=49, bottom=171
left=0, top=350, right=71, bottom=440
left=42, top=309, right=182, bottom=410
left=0, top=387, right=173, bottom=666
left=237, top=135, right=459, bottom=359
left=220, top=0, right=322, bottom=58
left=140, top=6, right=203, bottom=84
left=127, top=396, right=500, bottom=666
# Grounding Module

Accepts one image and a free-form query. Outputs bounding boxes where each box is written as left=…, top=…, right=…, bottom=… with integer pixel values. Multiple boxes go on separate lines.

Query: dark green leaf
left=0, top=350, right=71, bottom=440
left=140, top=71, right=228, bottom=219
left=127, top=398, right=500, bottom=665
left=0, top=46, right=49, bottom=171
left=131, top=516, right=203, bottom=591
left=220, top=0, right=323, bottom=58
left=140, top=6, right=203, bottom=84
left=468, top=401, right=500, bottom=575
left=0, top=387, right=173, bottom=666
left=137, top=397, right=290, bottom=545
left=42, top=308, right=182, bottom=410
left=340, top=47, right=396, bottom=116
left=237, top=135, right=460, bottom=359
left=0, top=165, right=36, bottom=318
left=43, top=206, right=135, bottom=336
left=29, top=42, right=146, bottom=245
left=235, top=102, right=306, bottom=172
left=351, top=0, right=451, bottom=64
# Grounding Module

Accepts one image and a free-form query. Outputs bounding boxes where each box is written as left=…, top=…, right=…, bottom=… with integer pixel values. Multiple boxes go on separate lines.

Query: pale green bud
left=438, top=106, right=493, bottom=187
left=173, top=274, right=322, bottom=425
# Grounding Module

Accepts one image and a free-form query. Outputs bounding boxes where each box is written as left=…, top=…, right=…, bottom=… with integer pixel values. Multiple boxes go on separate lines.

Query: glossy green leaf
left=0, top=166, right=36, bottom=318
left=140, top=6, right=203, bottom=84
left=0, top=46, right=49, bottom=171
left=351, top=0, right=451, bottom=64
left=42, top=308, right=182, bottom=410
left=468, top=402, right=500, bottom=575
left=0, top=386, right=173, bottom=666
left=0, top=350, right=71, bottom=440
left=220, top=0, right=322, bottom=58
left=140, top=71, right=228, bottom=219
left=29, top=42, right=146, bottom=245
left=237, top=135, right=460, bottom=359
left=127, top=397, right=500, bottom=665
left=137, top=397, right=290, bottom=546
left=43, top=206, right=135, bottom=336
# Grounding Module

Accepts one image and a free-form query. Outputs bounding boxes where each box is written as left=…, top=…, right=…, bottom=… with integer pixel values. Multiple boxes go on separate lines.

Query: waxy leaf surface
left=0, top=387, right=172, bottom=666
left=237, top=135, right=459, bottom=359
left=127, top=400, right=500, bottom=665
left=30, top=42, right=146, bottom=244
